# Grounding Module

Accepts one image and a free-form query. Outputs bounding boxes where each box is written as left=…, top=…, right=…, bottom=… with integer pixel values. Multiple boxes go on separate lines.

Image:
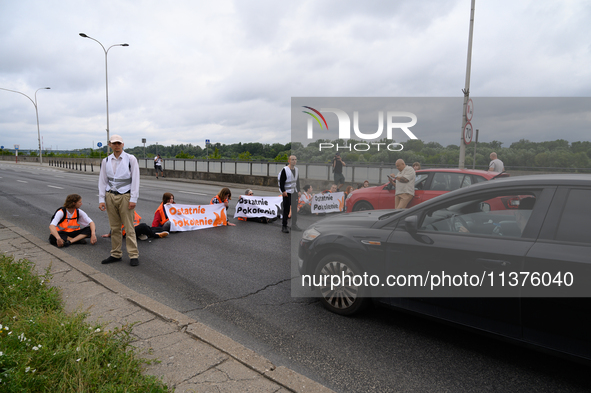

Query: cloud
left=1, top=0, right=590, bottom=151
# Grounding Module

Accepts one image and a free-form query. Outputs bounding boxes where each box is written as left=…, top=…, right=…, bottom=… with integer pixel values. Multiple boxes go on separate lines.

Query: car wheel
left=352, top=201, right=373, bottom=212
left=314, top=253, right=369, bottom=316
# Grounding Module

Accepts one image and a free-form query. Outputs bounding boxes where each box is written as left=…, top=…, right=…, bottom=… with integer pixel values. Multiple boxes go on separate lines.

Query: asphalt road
left=1, top=161, right=590, bottom=393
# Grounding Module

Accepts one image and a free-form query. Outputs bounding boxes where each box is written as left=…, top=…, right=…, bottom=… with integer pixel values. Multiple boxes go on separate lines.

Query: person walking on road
left=278, top=155, right=301, bottom=233
left=154, top=154, right=164, bottom=179
left=99, top=134, right=141, bottom=266
left=488, top=152, right=504, bottom=173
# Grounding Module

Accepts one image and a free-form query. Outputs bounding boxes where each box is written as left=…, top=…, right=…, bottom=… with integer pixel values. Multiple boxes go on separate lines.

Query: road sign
left=463, top=122, right=473, bottom=145
left=97, top=142, right=103, bottom=148
left=206, top=139, right=211, bottom=145
left=14, top=144, right=19, bottom=150
left=1, top=146, right=3, bottom=149
left=466, top=98, right=474, bottom=122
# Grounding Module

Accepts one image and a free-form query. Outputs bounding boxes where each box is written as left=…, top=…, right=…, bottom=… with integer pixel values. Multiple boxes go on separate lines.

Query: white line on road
left=47, top=185, right=64, bottom=189
left=17, top=180, right=28, bottom=183
left=178, top=191, right=208, bottom=196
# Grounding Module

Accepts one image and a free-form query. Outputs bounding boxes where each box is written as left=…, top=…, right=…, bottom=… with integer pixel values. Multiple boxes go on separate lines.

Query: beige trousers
left=106, top=192, right=139, bottom=259
left=395, top=193, right=413, bottom=209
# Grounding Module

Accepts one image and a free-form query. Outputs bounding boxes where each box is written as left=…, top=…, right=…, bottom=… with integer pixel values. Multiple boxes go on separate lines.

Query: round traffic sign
left=97, top=142, right=103, bottom=147
left=463, top=122, right=473, bottom=145
left=466, top=98, right=474, bottom=122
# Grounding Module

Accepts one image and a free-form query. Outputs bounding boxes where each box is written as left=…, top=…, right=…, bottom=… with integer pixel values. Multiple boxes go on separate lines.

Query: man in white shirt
left=98, top=135, right=141, bottom=266
left=390, top=159, right=416, bottom=209
left=488, top=152, right=504, bottom=173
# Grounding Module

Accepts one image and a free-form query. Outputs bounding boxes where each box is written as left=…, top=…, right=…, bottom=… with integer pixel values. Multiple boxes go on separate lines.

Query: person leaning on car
left=390, top=159, right=416, bottom=209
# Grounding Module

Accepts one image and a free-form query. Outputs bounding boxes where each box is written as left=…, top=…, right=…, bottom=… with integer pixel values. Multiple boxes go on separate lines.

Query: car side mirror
left=404, top=215, right=418, bottom=234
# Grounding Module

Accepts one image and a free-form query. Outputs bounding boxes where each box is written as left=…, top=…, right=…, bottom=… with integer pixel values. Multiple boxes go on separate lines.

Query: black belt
left=108, top=190, right=130, bottom=195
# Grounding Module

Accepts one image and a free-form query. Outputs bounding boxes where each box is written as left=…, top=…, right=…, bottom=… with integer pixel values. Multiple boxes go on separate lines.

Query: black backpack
left=50, top=207, right=79, bottom=227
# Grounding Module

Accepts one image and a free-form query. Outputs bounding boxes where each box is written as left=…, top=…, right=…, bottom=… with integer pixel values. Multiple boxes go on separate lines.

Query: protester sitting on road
left=152, top=192, right=176, bottom=232
left=237, top=189, right=274, bottom=223
left=103, top=211, right=169, bottom=240
left=322, top=184, right=339, bottom=194
left=298, top=185, right=314, bottom=214
left=49, top=194, right=97, bottom=247
left=210, top=187, right=236, bottom=226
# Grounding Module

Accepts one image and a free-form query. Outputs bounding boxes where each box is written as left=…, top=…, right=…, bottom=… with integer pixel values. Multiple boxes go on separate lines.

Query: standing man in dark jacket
left=98, top=134, right=141, bottom=266
left=332, top=152, right=346, bottom=190
left=278, top=155, right=301, bottom=233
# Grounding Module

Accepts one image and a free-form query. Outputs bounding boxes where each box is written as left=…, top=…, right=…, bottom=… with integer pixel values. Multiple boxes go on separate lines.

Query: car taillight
left=500, top=196, right=521, bottom=208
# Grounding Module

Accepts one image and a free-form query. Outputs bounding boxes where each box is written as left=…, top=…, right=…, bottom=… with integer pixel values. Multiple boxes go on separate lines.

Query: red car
left=346, top=168, right=509, bottom=212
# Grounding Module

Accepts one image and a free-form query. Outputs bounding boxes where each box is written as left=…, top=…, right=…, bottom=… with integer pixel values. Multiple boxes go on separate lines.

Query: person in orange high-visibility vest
left=103, top=210, right=169, bottom=240
left=152, top=192, right=176, bottom=232
left=49, top=194, right=97, bottom=247
left=210, top=188, right=236, bottom=226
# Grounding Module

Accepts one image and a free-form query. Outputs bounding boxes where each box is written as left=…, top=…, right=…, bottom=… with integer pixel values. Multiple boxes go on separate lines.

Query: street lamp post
left=79, top=33, right=128, bottom=154
left=0, top=87, right=50, bottom=164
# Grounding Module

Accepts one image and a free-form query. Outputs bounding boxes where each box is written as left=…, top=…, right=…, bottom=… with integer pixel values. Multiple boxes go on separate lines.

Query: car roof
left=431, top=173, right=591, bottom=198
left=416, top=168, right=503, bottom=177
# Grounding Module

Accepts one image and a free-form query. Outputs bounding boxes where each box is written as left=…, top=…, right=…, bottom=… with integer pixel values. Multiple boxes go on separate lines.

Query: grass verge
left=0, top=253, right=170, bottom=392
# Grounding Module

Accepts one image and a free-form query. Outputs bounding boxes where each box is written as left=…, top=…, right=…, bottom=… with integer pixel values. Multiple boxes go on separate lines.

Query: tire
left=314, top=253, right=369, bottom=316
left=352, top=201, right=373, bottom=212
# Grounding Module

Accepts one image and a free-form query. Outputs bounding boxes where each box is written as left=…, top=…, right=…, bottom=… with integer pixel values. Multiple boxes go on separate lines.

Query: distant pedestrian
left=154, top=154, right=164, bottom=179
left=99, top=134, right=141, bottom=266
left=363, top=180, right=369, bottom=188
left=332, top=152, right=346, bottom=190
left=412, top=162, right=421, bottom=171
left=278, top=155, right=301, bottom=233
left=488, top=152, right=504, bottom=173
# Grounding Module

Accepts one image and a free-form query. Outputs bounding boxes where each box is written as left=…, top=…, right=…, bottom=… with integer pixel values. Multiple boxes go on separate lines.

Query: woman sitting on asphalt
left=210, top=187, right=236, bottom=226
left=49, top=194, right=97, bottom=247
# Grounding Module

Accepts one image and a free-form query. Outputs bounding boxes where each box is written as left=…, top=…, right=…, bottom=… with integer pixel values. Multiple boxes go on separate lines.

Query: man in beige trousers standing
left=98, top=135, right=141, bottom=266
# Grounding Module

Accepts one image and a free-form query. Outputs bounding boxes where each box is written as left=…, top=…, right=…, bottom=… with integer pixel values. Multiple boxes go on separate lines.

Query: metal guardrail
left=6, top=155, right=588, bottom=183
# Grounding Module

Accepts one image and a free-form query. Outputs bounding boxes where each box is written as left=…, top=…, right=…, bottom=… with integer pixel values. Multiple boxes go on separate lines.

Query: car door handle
left=478, top=258, right=511, bottom=268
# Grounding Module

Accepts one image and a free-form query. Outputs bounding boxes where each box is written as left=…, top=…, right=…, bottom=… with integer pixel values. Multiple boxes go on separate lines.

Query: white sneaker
left=138, top=234, right=149, bottom=241
left=157, top=231, right=169, bottom=238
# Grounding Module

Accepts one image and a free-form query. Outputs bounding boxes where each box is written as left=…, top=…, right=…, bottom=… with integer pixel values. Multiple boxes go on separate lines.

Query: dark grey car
left=298, top=174, right=591, bottom=361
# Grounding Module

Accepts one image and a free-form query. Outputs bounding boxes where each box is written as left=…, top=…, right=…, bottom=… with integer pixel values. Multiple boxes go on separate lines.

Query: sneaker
left=130, top=258, right=139, bottom=266
left=138, top=234, right=149, bottom=241
left=282, top=226, right=290, bottom=233
left=156, top=231, right=169, bottom=238
left=292, top=225, right=303, bottom=232
left=101, top=256, right=122, bottom=264
left=64, top=240, right=71, bottom=247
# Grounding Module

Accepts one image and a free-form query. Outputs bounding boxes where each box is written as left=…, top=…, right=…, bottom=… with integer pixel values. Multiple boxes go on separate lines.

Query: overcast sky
left=1, top=0, right=590, bottom=151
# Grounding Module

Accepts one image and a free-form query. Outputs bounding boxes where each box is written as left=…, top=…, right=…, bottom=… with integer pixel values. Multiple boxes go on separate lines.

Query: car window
left=419, top=193, right=537, bottom=238
left=430, top=172, right=467, bottom=192
left=461, top=175, right=472, bottom=188
left=554, top=189, right=591, bottom=244
left=473, top=175, right=487, bottom=183
left=415, top=173, right=429, bottom=190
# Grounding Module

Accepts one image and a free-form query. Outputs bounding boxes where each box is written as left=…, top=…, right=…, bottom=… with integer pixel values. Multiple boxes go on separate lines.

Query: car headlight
left=302, top=227, right=321, bottom=241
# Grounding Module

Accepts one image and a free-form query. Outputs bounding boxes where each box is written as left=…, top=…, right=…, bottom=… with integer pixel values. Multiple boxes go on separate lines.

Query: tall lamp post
left=79, top=33, right=128, bottom=154
left=0, top=87, right=50, bottom=164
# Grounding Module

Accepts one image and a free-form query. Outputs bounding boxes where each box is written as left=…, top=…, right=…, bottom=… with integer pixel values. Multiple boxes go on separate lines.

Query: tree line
left=2, top=139, right=591, bottom=169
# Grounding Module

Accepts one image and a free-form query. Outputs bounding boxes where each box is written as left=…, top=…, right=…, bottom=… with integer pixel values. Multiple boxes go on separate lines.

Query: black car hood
left=313, top=209, right=402, bottom=229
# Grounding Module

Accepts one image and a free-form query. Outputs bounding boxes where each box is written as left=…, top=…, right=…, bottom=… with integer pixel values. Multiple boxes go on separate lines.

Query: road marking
left=48, top=185, right=64, bottom=189
left=17, top=180, right=28, bottom=183
left=178, top=191, right=208, bottom=196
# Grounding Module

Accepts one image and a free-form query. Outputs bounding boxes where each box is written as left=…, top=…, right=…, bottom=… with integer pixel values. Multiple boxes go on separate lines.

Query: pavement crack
left=186, top=278, right=292, bottom=312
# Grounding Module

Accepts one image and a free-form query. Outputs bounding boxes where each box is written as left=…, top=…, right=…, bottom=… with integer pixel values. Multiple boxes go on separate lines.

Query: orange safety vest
left=210, top=195, right=226, bottom=205
left=155, top=203, right=169, bottom=226
left=122, top=211, right=141, bottom=237
left=56, top=209, right=81, bottom=232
